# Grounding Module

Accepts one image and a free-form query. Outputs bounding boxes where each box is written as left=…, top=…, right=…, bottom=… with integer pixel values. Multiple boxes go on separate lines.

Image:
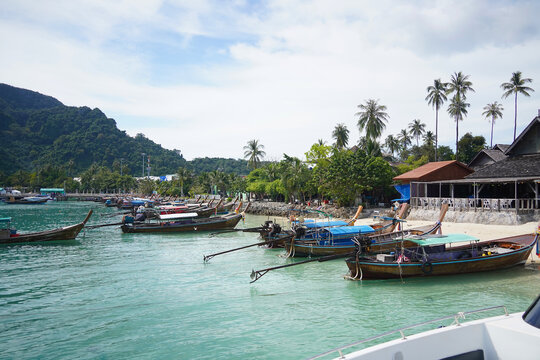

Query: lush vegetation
left=0, top=83, right=187, bottom=176
left=1, top=69, right=533, bottom=205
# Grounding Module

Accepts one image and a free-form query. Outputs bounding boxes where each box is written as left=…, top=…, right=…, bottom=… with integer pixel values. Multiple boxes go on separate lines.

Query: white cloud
left=1, top=0, right=539, bottom=162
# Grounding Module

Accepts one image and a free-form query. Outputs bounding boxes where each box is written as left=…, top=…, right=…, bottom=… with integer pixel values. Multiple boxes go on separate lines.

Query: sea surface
left=0, top=201, right=539, bottom=359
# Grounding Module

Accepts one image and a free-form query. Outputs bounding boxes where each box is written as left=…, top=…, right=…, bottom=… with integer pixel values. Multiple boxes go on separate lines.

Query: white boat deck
left=335, top=313, right=540, bottom=360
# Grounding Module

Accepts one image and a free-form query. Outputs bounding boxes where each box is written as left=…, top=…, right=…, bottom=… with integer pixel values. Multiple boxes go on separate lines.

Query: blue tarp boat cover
left=391, top=184, right=410, bottom=202
left=304, top=220, right=348, bottom=228
left=326, top=225, right=375, bottom=236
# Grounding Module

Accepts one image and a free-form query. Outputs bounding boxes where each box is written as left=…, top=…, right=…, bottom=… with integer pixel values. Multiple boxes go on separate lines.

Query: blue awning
left=391, top=184, right=410, bottom=202
left=326, top=225, right=375, bottom=236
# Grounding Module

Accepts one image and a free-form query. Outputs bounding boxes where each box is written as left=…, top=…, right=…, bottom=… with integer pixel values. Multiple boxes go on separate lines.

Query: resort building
left=395, top=114, right=540, bottom=223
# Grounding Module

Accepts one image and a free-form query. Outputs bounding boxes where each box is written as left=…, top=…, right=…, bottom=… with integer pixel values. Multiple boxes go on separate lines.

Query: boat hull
left=346, top=234, right=537, bottom=280
left=121, top=214, right=243, bottom=233
left=0, top=210, right=92, bottom=244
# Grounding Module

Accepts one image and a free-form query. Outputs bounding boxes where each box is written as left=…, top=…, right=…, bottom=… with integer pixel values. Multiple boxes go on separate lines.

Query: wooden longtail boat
left=120, top=212, right=243, bottom=233
left=5, top=196, right=49, bottom=204
left=278, top=204, right=411, bottom=257
left=121, top=202, right=245, bottom=233
left=258, top=205, right=368, bottom=248
left=345, top=227, right=540, bottom=280
left=0, top=210, right=93, bottom=244
left=283, top=221, right=404, bottom=257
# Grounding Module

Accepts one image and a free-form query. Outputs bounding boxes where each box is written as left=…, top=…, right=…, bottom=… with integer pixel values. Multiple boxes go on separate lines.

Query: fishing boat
left=309, top=294, right=540, bottom=360
left=121, top=203, right=245, bottom=233
left=259, top=205, right=383, bottom=248
left=5, top=195, right=49, bottom=204
left=280, top=205, right=411, bottom=257
left=345, top=224, right=539, bottom=280
left=120, top=212, right=243, bottom=233
left=283, top=224, right=389, bottom=257
left=0, top=210, right=93, bottom=244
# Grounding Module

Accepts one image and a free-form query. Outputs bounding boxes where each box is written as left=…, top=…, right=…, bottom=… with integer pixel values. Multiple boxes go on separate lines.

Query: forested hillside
left=188, top=157, right=250, bottom=175
left=0, top=83, right=188, bottom=176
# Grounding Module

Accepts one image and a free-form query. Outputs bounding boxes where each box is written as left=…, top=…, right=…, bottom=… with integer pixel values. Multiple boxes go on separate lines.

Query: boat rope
left=348, top=237, right=362, bottom=280
left=284, top=236, right=295, bottom=258
left=451, top=312, right=466, bottom=326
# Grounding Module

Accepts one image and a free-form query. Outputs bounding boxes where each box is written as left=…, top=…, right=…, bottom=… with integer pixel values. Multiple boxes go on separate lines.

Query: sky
left=1, top=0, right=539, bottom=161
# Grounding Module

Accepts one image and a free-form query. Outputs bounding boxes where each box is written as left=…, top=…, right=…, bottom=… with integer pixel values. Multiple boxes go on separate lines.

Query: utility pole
left=120, top=158, right=124, bottom=176
left=141, top=153, right=146, bottom=177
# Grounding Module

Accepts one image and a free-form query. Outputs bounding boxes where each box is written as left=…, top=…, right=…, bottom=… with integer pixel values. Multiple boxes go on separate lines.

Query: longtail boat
left=0, top=210, right=93, bottom=244
left=345, top=223, right=540, bottom=280
left=258, top=205, right=368, bottom=248
left=278, top=205, right=410, bottom=256
left=120, top=203, right=245, bottom=233
left=5, top=196, right=49, bottom=204
left=283, top=221, right=405, bottom=257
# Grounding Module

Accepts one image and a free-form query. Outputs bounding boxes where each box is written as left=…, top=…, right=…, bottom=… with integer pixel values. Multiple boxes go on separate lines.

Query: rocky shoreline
left=244, top=200, right=390, bottom=220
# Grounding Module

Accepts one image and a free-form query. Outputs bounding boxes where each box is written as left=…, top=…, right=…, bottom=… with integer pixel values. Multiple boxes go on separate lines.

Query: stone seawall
left=408, top=208, right=540, bottom=225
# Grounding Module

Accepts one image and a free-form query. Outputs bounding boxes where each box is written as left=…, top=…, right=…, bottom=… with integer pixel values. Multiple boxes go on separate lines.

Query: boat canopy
left=406, top=233, right=479, bottom=246
left=304, top=220, right=348, bottom=229
left=326, top=225, right=375, bottom=236
left=159, top=213, right=198, bottom=220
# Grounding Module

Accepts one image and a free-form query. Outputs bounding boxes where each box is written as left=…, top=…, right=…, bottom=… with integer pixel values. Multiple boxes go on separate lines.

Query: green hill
left=0, top=83, right=187, bottom=176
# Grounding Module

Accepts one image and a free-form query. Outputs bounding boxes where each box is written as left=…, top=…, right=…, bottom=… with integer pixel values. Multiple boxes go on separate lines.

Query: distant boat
left=5, top=196, right=49, bottom=204
left=345, top=228, right=539, bottom=280
left=0, top=210, right=93, bottom=244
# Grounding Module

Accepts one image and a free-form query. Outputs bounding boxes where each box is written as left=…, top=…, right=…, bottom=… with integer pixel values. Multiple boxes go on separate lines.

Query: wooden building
left=403, top=115, right=540, bottom=215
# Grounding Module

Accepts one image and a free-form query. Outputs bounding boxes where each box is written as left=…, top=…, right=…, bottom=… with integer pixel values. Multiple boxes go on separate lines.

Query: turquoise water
left=0, top=202, right=539, bottom=359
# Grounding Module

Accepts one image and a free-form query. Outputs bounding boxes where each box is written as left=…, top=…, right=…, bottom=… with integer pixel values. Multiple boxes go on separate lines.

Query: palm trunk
left=455, top=116, right=459, bottom=159
left=435, top=107, right=439, bottom=161
left=490, top=116, right=494, bottom=148
left=513, top=92, right=518, bottom=141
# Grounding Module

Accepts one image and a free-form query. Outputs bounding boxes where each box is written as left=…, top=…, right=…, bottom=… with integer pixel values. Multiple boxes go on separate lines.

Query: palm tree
left=384, top=135, right=400, bottom=157
left=355, top=99, right=389, bottom=140
left=447, top=72, right=474, bottom=159
left=317, top=139, right=326, bottom=146
left=408, top=119, right=426, bottom=147
left=423, top=131, right=435, bottom=148
left=398, top=129, right=412, bottom=152
left=447, top=94, right=470, bottom=158
left=332, top=123, right=350, bottom=150
left=176, top=167, right=192, bottom=197
left=447, top=71, right=475, bottom=100
left=482, top=102, right=504, bottom=148
left=243, top=139, right=266, bottom=169
left=425, top=79, right=448, bottom=161
left=501, top=71, right=534, bottom=141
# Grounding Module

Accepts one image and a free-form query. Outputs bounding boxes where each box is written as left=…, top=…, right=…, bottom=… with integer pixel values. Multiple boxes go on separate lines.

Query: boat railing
left=307, top=305, right=508, bottom=360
